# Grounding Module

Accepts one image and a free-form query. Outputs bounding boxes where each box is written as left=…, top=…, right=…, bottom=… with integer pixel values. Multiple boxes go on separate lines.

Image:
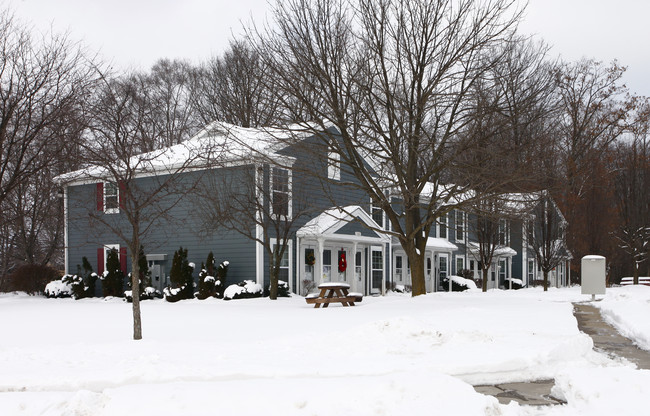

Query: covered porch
left=467, top=242, right=517, bottom=289
left=392, top=237, right=458, bottom=292
left=296, top=206, right=390, bottom=296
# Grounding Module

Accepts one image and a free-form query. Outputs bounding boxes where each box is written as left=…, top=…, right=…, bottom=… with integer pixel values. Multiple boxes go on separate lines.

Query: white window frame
left=438, top=213, right=448, bottom=240
left=455, top=210, right=465, bottom=242
left=528, top=259, right=535, bottom=282
left=327, top=151, right=340, bottom=181
left=270, top=167, right=292, bottom=220
left=370, top=197, right=385, bottom=229
left=270, top=238, right=293, bottom=284
left=104, top=181, right=119, bottom=214
left=455, top=256, right=464, bottom=275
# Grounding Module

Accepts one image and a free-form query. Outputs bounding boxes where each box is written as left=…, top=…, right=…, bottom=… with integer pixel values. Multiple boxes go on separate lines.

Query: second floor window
left=439, top=214, right=447, bottom=239
left=498, top=219, right=509, bottom=246
left=271, top=168, right=291, bottom=218
left=104, top=182, right=120, bottom=214
left=455, top=211, right=465, bottom=242
left=370, top=198, right=384, bottom=229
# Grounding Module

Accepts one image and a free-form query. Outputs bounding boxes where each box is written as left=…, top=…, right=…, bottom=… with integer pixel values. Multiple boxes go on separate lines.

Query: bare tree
left=0, top=9, right=96, bottom=283
left=613, top=108, right=650, bottom=283
left=526, top=193, right=569, bottom=291
left=192, top=40, right=281, bottom=128
left=253, top=0, right=523, bottom=296
left=67, top=73, right=214, bottom=340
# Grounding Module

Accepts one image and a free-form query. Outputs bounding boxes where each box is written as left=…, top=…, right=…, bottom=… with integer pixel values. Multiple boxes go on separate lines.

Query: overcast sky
left=7, top=0, right=650, bottom=97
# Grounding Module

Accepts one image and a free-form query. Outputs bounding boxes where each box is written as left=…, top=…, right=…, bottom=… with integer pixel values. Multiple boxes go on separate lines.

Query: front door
left=370, top=246, right=383, bottom=294
left=302, top=246, right=316, bottom=295
left=439, top=254, right=449, bottom=291
left=355, top=250, right=365, bottom=294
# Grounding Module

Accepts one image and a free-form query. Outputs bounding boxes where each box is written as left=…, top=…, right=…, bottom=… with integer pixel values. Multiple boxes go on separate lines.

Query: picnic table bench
left=620, top=277, right=650, bottom=286
left=305, top=282, right=363, bottom=308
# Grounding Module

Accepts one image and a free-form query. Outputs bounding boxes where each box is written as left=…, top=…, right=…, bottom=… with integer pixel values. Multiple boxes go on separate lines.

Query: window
left=438, top=214, right=447, bottom=239
left=455, top=211, right=465, bottom=242
left=97, top=181, right=120, bottom=214
left=456, top=256, right=464, bottom=275
left=395, top=255, right=403, bottom=282
left=323, top=249, right=332, bottom=281
left=528, top=259, right=535, bottom=282
left=499, top=259, right=506, bottom=282
left=97, top=244, right=126, bottom=275
left=271, top=238, right=292, bottom=283
left=271, top=168, right=291, bottom=218
left=370, top=198, right=384, bottom=229
left=498, top=219, right=509, bottom=245
left=327, top=151, right=340, bottom=181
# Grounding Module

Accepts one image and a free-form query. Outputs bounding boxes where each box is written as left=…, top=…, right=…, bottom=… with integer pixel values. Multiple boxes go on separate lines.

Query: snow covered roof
left=426, top=237, right=458, bottom=251
left=55, top=121, right=307, bottom=185
left=467, top=242, right=517, bottom=257
left=297, top=206, right=389, bottom=242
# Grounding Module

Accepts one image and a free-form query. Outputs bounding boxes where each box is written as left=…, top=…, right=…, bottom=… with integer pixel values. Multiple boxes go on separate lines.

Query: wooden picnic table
left=305, top=282, right=362, bottom=308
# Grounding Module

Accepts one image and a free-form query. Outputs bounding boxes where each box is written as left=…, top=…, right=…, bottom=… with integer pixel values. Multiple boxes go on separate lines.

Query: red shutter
left=118, top=181, right=125, bottom=208
left=120, top=247, right=127, bottom=275
left=97, top=248, right=104, bottom=275
left=96, top=183, right=104, bottom=211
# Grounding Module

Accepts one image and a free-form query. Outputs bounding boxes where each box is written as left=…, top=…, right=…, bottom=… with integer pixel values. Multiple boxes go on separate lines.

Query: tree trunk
left=633, top=261, right=639, bottom=285
left=269, top=265, right=278, bottom=300
left=410, top=251, right=426, bottom=296
left=130, top=242, right=142, bottom=340
left=482, top=268, right=489, bottom=292
left=543, top=270, right=549, bottom=292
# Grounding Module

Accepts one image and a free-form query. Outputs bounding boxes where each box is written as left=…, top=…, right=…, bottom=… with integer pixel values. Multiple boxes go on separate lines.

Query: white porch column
left=352, top=241, right=358, bottom=293
left=381, top=244, right=386, bottom=296
left=508, top=256, right=512, bottom=289
left=317, top=237, right=325, bottom=284
left=295, top=236, right=301, bottom=295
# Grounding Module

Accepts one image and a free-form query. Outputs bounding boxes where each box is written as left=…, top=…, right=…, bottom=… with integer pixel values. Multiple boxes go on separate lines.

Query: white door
left=355, top=250, right=365, bottom=294
left=370, top=246, right=383, bottom=294
left=336, top=248, right=349, bottom=283
left=302, top=246, right=316, bottom=294
left=439, top=254, right=449, bottom=291
left=425, top=253, right=433, bottom=293
left=488, top=263, right=498, bottom=289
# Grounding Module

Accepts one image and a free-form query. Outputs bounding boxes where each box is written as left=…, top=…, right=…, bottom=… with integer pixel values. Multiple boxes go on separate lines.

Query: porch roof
left=296, top=206, right=390, bottom=243
left=392, top=237, right=458, bottom=252
left=467, top=242, right=517, bottom=257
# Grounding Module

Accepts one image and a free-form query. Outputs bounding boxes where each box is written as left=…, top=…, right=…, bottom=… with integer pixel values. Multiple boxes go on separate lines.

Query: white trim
left=255, top=166, right=264, bottom=286
left=64, top=187, right=69, bottom=275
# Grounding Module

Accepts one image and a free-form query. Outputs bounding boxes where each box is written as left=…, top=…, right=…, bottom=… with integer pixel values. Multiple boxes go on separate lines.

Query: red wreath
left=338, top=252, right=347, bottom=273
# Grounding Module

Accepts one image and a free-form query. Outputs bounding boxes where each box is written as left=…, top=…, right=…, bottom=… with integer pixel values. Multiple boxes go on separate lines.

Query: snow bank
left=596, top=285, right=650, bottom=351
left=450, top=275, right=477, bottom=289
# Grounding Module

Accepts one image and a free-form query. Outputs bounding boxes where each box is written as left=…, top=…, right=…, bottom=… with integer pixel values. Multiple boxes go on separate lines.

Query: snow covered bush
left=101, top=249, right=124, bottom=297
left=196, top=252, right=220, bottom=300
left=165, top=246, right=194, bottom=302
left=223, top=280, right=263, bottom=300
left=441, top=275, right=478, bottom=292
left=6, top=264, right=59, bottom=295
left=266, top=280, right=290, bottom=297
left=62, top=274, right=85, bottom=299
left=215, top=260, right=229, bottom=298
left=125, top=246, right=160, bottom=302
left=73, top=257, right=97, bottom=299
left=44, top=277, right=74, bottom=298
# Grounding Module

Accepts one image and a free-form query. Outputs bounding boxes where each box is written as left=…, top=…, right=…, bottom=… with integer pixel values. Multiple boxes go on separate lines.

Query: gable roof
left=297, top=206, right=390, bottom=242
left=55, top=121, right=308, bottom=185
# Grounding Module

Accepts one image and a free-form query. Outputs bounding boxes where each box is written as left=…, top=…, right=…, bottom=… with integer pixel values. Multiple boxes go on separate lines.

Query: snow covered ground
left=1, top=286, right=649, bottom=415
